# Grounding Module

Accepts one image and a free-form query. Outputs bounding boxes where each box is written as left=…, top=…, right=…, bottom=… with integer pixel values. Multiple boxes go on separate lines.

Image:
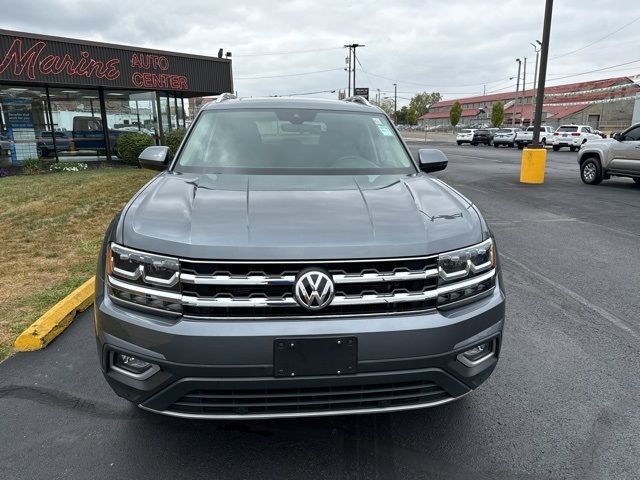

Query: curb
left=14, top=276, right=95, bottom=352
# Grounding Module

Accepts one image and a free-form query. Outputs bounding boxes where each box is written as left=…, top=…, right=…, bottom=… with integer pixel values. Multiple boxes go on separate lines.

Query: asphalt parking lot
left=1, top=143, right=639, bottom=480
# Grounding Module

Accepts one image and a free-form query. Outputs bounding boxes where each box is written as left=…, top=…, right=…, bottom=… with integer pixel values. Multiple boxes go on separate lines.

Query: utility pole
left=532, top=0, right=553, bottom=147
left=344, top=47, right=352, bottom=96
left=393, top=83, right=397, bottom=124
left=511, top=58, right=522, bottom=127
left=351, top=44, right=364, bottom=92
left=530, top=41, right=542, bottom=128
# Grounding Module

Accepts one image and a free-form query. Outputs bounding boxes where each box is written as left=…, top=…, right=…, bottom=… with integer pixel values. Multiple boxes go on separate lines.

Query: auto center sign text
left=0, top=38, right=189, bottom=90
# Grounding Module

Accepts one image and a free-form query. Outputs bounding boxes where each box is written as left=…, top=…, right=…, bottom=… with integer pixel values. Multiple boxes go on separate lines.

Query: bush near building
left=166, top=129, right=187, bottom=158
left=116, top=132, right=155, bottom=165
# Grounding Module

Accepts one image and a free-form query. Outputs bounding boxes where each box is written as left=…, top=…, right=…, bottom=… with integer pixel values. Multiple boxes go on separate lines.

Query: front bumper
left=95, top=275, right=506, bottom=419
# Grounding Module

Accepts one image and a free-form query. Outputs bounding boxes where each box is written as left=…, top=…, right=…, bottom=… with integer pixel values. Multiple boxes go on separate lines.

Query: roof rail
left=343, top=95, right=373, bottom=107
left=216, top=92, right=237, bottom=103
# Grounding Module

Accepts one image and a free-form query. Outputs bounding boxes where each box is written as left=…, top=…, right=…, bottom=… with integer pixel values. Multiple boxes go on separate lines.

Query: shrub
left=165, top=129, right=187, bottom=158
left=23, top=158, right=44, bottom=175
left=115, top=132, right=155, bottom=165
left=50, top=162, right=88, bottom=172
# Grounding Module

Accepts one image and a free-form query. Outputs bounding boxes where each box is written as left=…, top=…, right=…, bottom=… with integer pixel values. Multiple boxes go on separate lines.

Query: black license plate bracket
left=274, top=336, right=357, bottom=377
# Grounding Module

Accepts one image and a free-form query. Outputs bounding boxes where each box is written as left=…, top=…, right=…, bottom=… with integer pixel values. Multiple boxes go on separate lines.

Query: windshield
left=460, top=129, right=473, bottom=133
left=173, top=109, right=416, bottom=175
left=558, top=126, right=579, bottom=132
left=497, top=129, right=512, bottom=133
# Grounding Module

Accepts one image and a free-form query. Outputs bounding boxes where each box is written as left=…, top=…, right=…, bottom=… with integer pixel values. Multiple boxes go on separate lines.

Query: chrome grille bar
left=108, top=269, right=495, bottom=309
left=180, top=269, right=438, bottom=285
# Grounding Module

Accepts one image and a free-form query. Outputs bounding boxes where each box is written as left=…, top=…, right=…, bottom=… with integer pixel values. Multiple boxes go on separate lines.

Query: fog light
left=457, top=341, right=495, bottom=367
left=111, top=352, right=160, bottom=379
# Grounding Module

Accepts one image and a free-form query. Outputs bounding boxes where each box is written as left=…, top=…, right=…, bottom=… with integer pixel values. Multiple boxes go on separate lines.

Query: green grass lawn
left=0, top=167, right=156, bottom=361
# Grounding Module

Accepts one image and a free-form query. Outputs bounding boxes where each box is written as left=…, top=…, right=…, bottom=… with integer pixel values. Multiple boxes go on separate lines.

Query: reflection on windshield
left=174, top=109, right=416, bottom=175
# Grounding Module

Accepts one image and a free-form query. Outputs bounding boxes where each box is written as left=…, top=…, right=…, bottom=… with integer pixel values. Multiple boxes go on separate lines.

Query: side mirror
left=613, top=132, right=622, bottom=141
left=417, top=149, right=448, bottom=173
left=138, top=146, right=170, bottom=170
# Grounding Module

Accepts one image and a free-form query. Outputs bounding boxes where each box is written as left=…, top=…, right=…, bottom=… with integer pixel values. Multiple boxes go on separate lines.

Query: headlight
left=106, top=243, right=182, bottom=314
left=437, top=238, right=496, bottom=307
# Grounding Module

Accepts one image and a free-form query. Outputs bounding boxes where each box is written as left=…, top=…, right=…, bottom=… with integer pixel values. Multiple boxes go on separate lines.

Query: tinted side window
left=624, top=126, right=640, bottom=141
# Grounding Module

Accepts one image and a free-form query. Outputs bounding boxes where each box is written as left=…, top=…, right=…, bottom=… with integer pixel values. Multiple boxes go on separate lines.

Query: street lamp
left=530, top=40, right=542, bottom=123
left=511, top=58, right=522, bottom=127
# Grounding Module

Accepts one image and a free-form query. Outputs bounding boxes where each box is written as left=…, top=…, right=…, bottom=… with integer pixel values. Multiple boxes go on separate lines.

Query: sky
left=4, top=0, right=640, bottom=107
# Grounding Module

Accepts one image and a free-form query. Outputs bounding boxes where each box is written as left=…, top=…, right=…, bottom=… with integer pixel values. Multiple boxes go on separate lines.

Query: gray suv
left=577, top=123, right=640, bottom=185
left=95, top=96, right=505, bottom=419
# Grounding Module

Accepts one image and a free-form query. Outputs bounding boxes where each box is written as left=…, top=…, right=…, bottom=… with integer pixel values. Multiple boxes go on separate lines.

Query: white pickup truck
left=515, top=125, right=554, bottom=149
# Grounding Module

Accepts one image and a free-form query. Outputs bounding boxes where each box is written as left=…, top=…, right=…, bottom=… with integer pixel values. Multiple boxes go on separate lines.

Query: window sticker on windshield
left=377, top=125, right=394, bottom=136
left=372, top=117, right=383, bottom=125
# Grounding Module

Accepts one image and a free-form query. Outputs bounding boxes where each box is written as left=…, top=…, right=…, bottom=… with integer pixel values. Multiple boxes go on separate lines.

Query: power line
left=283, top=89, right=340, bottom=96
left=234, top=46, right=343, bottom=57
left=551, top=15, right=640, bottom=60
left=236, top=67, right=343, bottom=80
left=358, top=69, right=511, bottom=89
left=452, top=60, right=640, bottom=98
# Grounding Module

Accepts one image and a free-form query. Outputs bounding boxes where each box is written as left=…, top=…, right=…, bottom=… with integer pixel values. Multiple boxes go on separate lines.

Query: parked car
left=593, top=129, right=607, bottom=139
left=95, top=96, right=505, bottom=419
left=36, top=130, right=72, bottom=157
left=551, top=125, right=601, bottom=152
left=472, top=129, right=493, bottom=146
left=456, top=128, right=476, bottom=145
left=577, top=122, right=640, bottom=185
left=514, top=125, right=555, bottom=149
left=493, top=128, right=521, bottom=148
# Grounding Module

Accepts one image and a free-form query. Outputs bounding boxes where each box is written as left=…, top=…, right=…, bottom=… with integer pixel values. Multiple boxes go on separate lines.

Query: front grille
left=168, top=380, right=450, bottom=416
left=179, top=256, right=439, bottom=318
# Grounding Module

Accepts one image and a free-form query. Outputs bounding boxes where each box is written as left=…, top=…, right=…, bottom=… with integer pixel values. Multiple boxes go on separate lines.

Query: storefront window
left=104, top=90, right=159, bottom=147
left=0, top=85, right=53, bottom=166
left=47, top=88, right=107, bottom=161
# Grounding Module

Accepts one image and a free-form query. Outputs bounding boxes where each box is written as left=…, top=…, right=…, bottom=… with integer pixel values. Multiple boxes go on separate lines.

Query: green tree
left=409, top=92, right=442, bottom=118
left=491, top=101, right=505, bottom=128
left=449, top=101, right=462, bottom=128
left=397, top=106, right=409, bottom=124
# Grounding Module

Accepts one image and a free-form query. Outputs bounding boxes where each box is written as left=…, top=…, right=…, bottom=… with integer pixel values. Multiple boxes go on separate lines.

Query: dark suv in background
left=472, top=129, right=493, bottom=146
left=95, top=95, right=506, bottom=419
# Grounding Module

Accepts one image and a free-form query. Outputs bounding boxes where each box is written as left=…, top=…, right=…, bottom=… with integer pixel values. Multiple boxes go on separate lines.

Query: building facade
left=0, top=30, right=233, bottom=166
left=418, top=76, right=640, bottom=132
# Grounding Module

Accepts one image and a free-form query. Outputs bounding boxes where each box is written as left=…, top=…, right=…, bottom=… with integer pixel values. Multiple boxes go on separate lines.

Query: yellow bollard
left=519, top=147, right=547, bottom=184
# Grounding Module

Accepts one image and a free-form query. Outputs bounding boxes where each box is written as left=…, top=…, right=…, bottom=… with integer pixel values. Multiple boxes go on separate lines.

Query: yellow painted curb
left=14, top=276, right=95, bottom=352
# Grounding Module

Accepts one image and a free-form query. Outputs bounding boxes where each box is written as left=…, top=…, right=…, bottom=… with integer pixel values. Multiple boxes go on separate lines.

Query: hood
left=584, top=138, right=615, bottom=147
left=119, top=172, right=483, bottom=260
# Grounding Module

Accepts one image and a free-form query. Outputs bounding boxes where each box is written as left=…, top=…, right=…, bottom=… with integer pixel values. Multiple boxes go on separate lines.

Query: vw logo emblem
left=294, top=270, right=335, bottom=311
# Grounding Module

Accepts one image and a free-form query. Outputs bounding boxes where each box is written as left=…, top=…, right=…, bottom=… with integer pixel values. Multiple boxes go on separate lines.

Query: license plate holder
left=274, top=336, right=357, bottom=377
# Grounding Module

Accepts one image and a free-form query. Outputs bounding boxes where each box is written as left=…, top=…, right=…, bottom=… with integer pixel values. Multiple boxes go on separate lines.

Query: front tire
left=494, top=143, right=499, bottom=148
left=580, top=158, right=603, bottom=185
left=517, top=143, right=524, bottom=150
left=457, top=141, right=462, bottom=146
left=509, top=142, right=514, bottom=148
left=633, top=177, right=640, bottom=185
left=552, top=145, right=560, bottom=151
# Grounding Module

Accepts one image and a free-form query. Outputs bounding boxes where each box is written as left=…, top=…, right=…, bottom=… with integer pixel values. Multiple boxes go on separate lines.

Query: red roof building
left=418, top=75, right=640, bottom=131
